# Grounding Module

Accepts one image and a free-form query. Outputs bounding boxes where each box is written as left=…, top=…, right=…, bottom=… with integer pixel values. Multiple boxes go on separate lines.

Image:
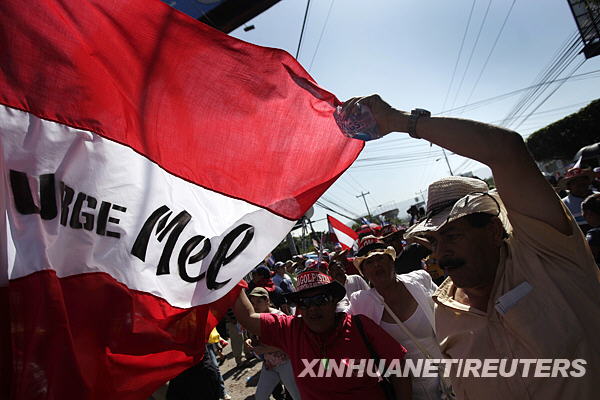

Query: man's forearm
left=402, top=111, right=569, bottom=232
left=233, top=290, right=261, bottom=336
left=388, top=110, right=524, bottom=168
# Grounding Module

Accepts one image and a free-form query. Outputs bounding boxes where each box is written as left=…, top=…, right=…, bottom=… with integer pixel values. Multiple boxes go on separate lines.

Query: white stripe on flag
left=1, top=105, right=295, bottom=307
left=328, top=215, right=357, bottom=249
left=333, top=227, right=357, bottom=249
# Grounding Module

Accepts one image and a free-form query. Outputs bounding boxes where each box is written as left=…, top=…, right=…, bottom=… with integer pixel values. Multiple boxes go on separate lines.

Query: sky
left=171, top=0, right=600, bottom=231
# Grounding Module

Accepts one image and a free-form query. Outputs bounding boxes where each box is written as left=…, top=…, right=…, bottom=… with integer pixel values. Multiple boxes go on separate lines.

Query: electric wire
left=441, top=0, right=477, bottom=112
left=355, top=150, right=445, bottom=163
left=308, top=0, right=336, bottom=72
left=501, top=30, right=581, bottom=127
left=463, top=0, right=517, bottom=106
left=295, top=0, right=312, bottom=60
left=512, top=58, right=586, bottom=131
left=504, top=46, right=580, bottom=128
left=315, top=200, right=357, bottom=221
left=450, top=0, right=493, bottom=111
left=417, top=144, right=435, bottom=192
left=504, top=12, right=600, bottom=129
left=435, top=69, right=600, bottom=116
left=332, top=178, right=361, bottom=198
left=502, top=17, right=598, bottom=127
left=346, top=172, right=368, bottom=192
left=321, top=194, right=361, bottom=217
left=486, top=99, right=595, bottom=124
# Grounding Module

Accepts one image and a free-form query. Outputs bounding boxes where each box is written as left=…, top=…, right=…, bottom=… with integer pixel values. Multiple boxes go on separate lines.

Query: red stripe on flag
left=4, top=270, right=242, bottom=400
left=0, top=0, right=362, bottom=221
left=0, top=287, right=9, bottom=398
left=327, top=214, right=358, bottom=249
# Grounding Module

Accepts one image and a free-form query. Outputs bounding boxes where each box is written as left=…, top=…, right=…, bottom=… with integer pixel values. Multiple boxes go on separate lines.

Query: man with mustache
left=339, top=95, right=600, bottom=399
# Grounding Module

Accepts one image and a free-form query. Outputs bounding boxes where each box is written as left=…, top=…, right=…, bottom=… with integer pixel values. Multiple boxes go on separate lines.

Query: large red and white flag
left=0, top=0, right=363, bottom=398
left=327, top=214, right=359, bottom=250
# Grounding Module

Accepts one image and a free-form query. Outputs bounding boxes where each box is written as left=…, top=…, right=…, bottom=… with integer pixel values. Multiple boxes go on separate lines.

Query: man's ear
left=489, top=216, right=505, bottom=245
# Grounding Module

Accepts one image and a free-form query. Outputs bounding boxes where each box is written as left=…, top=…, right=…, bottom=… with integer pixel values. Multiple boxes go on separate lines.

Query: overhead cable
left=435, top=68, right=600, bottom=116
left=512, top=58, right=586, bottom=131
left=500, top=15, right=600, bottom=128
left=486, top=99, right=595, bottom=125
left=315, top=200, right=356, bottom=221
left=464, top=0, right=517, bottom=106
left=441, top=0, right=477, bottom=111
left=295, top=0, right=312, bottom=60
left=320, top=195, right=361, bottom=217
left=308, top=0, right=336, bottom=71
left=501, top=30, right=582, bottom=127
left=450, top=0, right=493, bottom=111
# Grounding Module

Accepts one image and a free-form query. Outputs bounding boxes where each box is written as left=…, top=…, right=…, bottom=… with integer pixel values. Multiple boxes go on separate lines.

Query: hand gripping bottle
left=333, top=102, right=382, bottom=141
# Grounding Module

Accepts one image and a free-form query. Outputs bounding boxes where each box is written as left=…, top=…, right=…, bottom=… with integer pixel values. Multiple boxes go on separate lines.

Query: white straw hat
left=352, top=235, right=396, bottom=274
left=404, top=176, right=511, bottom=239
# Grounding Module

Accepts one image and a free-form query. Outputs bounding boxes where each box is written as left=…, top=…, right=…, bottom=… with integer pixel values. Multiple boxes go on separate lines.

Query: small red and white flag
left=0, top=0, right=363, bottom=398
left=327, top=214, right=359, bottom=250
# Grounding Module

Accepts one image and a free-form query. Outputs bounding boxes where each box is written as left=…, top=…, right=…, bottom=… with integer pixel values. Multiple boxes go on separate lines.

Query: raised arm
left=345, top=95, right=571, bottom=235
left=232, top=290, right=261, bottom=336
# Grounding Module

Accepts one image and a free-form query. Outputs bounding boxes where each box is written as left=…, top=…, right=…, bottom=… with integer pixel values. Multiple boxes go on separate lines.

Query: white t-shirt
left=336, top=274, right=370, bottom=312
left=344, top=274, right=370, bottom=295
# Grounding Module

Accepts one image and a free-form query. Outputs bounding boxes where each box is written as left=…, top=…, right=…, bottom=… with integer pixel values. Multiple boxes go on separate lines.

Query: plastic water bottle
left=333, top=103, right=381, bottom=141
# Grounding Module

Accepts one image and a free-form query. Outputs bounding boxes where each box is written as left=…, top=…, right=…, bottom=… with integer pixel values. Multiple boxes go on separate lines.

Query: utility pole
left=441, top=149, right=454, bottom=176
left=356, top=191, right=372, bottom=218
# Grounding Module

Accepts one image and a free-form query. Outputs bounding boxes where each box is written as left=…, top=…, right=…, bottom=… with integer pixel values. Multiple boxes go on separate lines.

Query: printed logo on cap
left=295, top=271, right=333, bottom=292
left=358, top=236, right=381, bottom=249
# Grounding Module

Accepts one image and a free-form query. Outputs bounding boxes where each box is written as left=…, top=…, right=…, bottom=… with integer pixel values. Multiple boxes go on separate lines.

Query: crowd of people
left=166, top=95, right=599, bottom=400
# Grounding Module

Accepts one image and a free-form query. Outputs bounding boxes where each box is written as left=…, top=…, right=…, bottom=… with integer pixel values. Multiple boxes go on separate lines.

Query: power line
left=357, top=149, right=445, bottom=160
left=346, top=172, right=368, bottom=192
left=485, top=99, right=594, bottom=124
left=450, top=0, right=493, bottom=111
left=505, top=47, right=580, bottom=128
left=331, top=178, right=360, bottom=198
left=501, top=30, right=582, bottom=127
left=435, top=68, right=600, bottom=116
left=417, top=143, right=435, bottom=191
left=315, top=200, right=356, bottom=221
left=453, top=158, right=473, bottom=174
left=350, top=158, right=449, bottom=170
left=320, top=194, right=361, bottom=217
left=442, top=0, right=477, bottom=111
left=308, top=0, right=336, bottom=72
left=464, top=0, right=517, bottom=106
left=512, top=58, right=586, bottom=131
left=500, top=15, right=600, bottom=129
left=295, top=0, right=312, bottom=60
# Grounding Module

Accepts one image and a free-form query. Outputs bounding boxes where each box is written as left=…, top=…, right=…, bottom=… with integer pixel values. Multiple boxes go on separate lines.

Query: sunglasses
left=295, top=293, right=333, bottom=309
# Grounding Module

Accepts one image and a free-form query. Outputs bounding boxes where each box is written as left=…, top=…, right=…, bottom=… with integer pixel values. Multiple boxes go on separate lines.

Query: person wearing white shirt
left=272, top=262, right=294, bottom=293
left=348, top=236, right=443, bottom=400
left=329, top=254, right=370, bottom=312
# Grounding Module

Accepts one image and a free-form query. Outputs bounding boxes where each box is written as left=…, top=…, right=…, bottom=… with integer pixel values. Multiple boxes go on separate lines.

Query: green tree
left=526, top=99, right=600, bottom=161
